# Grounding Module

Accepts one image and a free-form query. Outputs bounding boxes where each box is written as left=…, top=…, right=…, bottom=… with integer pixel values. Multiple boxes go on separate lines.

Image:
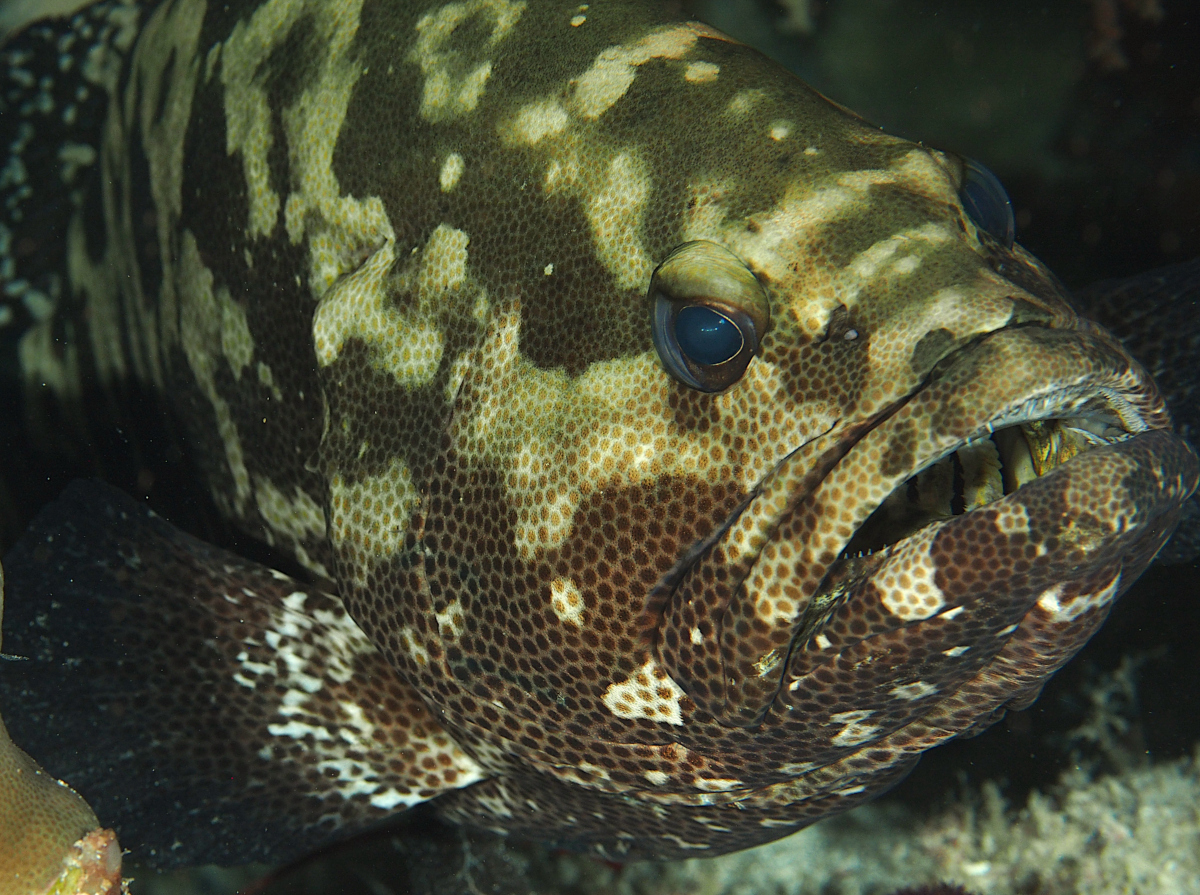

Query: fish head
left=312, top=7, right=1197, bottom=848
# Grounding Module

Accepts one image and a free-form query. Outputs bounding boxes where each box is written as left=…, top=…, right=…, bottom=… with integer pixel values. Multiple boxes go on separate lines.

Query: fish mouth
left=789, top=321, right=1197, bottom=663
left=805, top=326, right=1173, bottom=619
left=656, top=321, right=1197, bottom=730
left=840, top=411, right=1132, bottom=563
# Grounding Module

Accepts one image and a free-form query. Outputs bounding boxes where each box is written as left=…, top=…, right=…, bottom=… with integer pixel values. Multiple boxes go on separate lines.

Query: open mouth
left=838, top=408, right=1133, bottom=563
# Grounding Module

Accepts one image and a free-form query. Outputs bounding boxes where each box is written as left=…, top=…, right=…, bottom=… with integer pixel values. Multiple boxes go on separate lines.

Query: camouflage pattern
left=1, top=0, right=1196, bottom=865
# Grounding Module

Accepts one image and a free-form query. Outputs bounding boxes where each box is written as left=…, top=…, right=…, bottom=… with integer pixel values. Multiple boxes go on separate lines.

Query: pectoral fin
left=0, top=480, right=485, bottom=868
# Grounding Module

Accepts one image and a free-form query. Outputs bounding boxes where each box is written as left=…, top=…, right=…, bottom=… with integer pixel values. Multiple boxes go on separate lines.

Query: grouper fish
left=0, top=0, right=1197, bottom=870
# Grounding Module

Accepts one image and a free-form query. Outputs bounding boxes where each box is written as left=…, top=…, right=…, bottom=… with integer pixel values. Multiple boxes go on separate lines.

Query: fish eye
left=649, top=241, right=771, bottom=392
left=674, top=306, right=743, bottom=366
left=959, top=157, right=1015, bottom=249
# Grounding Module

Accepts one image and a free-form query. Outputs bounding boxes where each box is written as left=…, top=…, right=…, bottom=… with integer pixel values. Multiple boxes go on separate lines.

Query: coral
left=0, top=564, right=126, bottom=895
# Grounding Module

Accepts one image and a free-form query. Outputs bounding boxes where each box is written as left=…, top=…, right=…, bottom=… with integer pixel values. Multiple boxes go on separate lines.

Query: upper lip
left=776, top=322, right=1168, bottom=578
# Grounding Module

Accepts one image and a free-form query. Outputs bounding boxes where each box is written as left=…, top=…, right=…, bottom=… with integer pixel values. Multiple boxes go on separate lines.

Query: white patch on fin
left=829, top=709, right=879, bottom=747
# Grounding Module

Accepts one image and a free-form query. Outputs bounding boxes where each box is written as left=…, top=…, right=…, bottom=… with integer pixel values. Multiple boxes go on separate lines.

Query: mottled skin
left=0, top=0, right=1197, bottom=867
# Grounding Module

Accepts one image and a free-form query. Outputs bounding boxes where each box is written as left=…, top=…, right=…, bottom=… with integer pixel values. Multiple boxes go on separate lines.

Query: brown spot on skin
left=881, top=420, right=919, bottom=478
left=910, top=327, right=957, bottom=376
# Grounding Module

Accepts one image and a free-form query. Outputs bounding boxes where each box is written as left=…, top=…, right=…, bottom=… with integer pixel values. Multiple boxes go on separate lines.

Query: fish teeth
left=954, top=436, right=1004, bottom=512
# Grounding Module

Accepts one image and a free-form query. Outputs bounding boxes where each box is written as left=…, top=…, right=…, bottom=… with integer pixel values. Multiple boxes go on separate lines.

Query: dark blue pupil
left=960, top=158, right=1015, bottom=248
left=675, top=306, right=742, bottom=366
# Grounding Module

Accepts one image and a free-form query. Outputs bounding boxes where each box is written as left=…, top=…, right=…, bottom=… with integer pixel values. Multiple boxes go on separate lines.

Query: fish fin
left=1076, top=258, right=1200, bottom=562
left=0, top=479, right=486, bottom=868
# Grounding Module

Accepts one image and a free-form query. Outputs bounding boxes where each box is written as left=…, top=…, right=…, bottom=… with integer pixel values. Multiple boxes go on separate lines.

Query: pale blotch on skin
left=221, top=0, right=370, bottom=248
left=220, top=0, right=296, bottom=239
left=828, top=709, right=880, bottom=748
left=329, top=457, right=420, bottom=581
left=862, top=275, right=1017, bottom=383
left=456, top=309, right=721, bottom=558
left=726, top=88, right=766, bottom=117
left=474, top=782, right=517, bottom=819
left=130, top=0, right=206, bottom=387
left=439, top=151, right=464, bottom=191
left=900, top=280, right=1012, bottom=341
left=694, top=776, right=742, bottom=793
left=417, top=223, right=470, bottom=296
left=53, top=0, right=204, bottom=395
left=435, top=599, right=466, bottom=640
left=409, top=0, right=526, bottom=122
left=769, top=119, right=791, bottom=140
left=513, top=123, right=658, bottom=297
left=253, top=475, right=330, bottom=577
left=398, top=626, right=431, bottom=668
left=543, top=150, right=581, bottom=191
left=602, top=656, right=688, bottom=725
left=312, top=236, right=396, bottom=365
left=889, top=680, right=938, bottom=702
left=18, top=311, right=82, bottom=403
left=244, top=588, right=486, bottom=809
left=549, top=577, right=585, bottom=627
left=585, top=151, right=653, bottom=290
left=312, top=223, right=450, bottom=388
left=875, top=524, right=947, bottom=621
left=992, top=500, right=1032, bottom=536
left=687, top=177, right=862, bottom=337
left=257, top=360, right=284, bottom=400
left=1036, top=573, right=1121, bottom=623
left=57, top=141, right=96, bottom=183
left=684, top=60, right=718, bottom=83
left=846, top=222, right=951, bottom=285
left=178, top=230, right=252, bottom=514
left=506, top=98, right=569, bottom=145
left=571, top=24, right=700, bottom=119
left=259, top=0, right=393, bottom=304
left=220, top=289, right=254, bottom=379
left=708, top=149, right=952, bottom=330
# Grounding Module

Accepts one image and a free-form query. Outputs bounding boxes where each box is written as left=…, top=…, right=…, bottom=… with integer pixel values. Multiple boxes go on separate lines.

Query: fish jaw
left=659, top=317, right=1194, bottom=728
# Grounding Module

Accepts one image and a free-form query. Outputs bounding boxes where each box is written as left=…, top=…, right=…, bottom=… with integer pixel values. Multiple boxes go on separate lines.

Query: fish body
left=0, top=0, right=1197, bottom=866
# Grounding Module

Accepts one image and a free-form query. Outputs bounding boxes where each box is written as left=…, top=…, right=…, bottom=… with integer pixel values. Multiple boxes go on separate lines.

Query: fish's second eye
left=649, top=241, right=771, bottom=393
left=960, top=158, right=1015, bottom=249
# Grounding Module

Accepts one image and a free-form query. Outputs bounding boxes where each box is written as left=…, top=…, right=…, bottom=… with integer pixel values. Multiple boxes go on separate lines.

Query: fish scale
left=0, top=0, right=1197, bottom=870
